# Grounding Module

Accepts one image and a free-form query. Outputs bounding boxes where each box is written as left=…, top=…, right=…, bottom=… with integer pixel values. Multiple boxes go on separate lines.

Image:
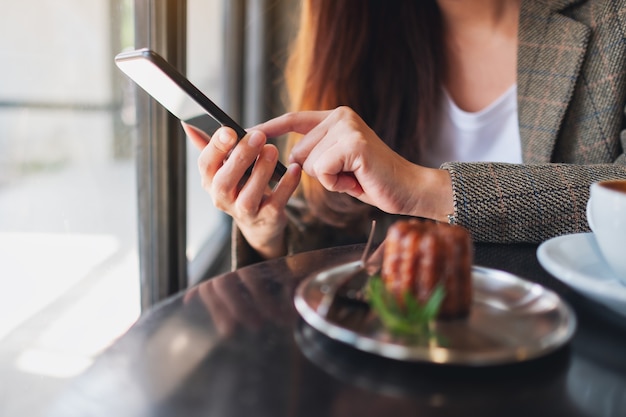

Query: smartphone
left=114, top=48, right=286, bottom=183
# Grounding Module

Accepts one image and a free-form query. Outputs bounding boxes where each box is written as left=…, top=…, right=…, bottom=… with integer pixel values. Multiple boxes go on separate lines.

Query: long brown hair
left=285, top=1, right=444, bottom=226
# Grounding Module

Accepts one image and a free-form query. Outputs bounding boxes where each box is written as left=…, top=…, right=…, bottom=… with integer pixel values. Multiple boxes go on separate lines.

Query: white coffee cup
left=586, top=179, right=626, bottom=283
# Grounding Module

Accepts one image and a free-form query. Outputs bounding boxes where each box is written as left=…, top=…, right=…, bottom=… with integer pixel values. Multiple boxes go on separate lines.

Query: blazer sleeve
left=442, top=159, right=626, bottom=244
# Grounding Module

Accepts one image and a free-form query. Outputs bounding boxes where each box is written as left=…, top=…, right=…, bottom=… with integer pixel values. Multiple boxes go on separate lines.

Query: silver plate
left=294, top=261, right=577, bottom=366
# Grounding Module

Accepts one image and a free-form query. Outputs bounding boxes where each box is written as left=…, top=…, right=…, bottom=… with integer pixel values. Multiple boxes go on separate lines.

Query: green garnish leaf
left=367, top=275, right=444, bottom=338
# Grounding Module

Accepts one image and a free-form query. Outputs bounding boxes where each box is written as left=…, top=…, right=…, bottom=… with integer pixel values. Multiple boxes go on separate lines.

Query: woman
left=184, top=0, right=626, bottom=268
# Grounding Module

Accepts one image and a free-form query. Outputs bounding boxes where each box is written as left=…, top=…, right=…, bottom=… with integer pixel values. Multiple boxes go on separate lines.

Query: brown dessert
left=381, top=219, right=473, bottom=319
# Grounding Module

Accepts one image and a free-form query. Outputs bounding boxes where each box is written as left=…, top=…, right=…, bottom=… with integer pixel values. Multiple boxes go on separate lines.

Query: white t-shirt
left=420, top=84, right=522, bottom=168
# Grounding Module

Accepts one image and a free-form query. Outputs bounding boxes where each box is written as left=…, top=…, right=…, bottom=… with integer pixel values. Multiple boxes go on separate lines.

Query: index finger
left=182, top=121, right=211, bottom=150
left=253, top=110, right=333, bottom=138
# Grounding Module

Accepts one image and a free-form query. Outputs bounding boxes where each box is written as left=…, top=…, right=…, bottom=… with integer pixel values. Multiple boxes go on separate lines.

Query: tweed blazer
left=232, top=0, right=626, bottom=269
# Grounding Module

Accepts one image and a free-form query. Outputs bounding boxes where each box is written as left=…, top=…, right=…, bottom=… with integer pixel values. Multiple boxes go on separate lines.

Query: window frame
left=134, top=0, right=188, bottom=309
left=133, top=0, right=295, bottom=309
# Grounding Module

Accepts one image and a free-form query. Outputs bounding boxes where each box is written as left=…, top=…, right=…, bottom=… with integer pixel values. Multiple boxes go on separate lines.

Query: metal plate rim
left=294, top=262, right=577, bottom=366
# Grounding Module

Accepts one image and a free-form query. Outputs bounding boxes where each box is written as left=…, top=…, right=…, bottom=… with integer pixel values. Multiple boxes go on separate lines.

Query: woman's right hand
left=183, top=122, right=301, bottom=260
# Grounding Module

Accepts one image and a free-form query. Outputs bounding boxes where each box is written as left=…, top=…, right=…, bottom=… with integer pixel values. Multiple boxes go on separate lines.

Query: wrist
left=433, top=168, right=455, bottom=223
left=404, top=166, right=454, bottom=222
left=244, top=227, right=287, bottom=260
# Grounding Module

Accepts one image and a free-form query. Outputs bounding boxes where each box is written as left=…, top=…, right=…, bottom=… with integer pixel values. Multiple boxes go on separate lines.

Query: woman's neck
left=437, top=0, right=521, bottom=112
left=436, top=0, right=520, bottom=39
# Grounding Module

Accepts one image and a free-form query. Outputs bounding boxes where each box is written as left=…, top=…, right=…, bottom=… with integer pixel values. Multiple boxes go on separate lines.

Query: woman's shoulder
left=563, top=0, right=626, bottom=28
left=527, top=0, right=626, bottom=21
left=521, top=0, right=626, bottom=45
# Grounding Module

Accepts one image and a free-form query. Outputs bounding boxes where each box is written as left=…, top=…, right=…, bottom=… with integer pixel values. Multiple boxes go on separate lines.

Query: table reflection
left=183, top=261, right=298, bottom=337
left=46, top=243, right=626, bottom=417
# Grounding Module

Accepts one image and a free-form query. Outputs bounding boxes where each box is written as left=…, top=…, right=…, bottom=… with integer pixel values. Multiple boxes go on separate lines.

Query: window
left=185, top=0, right=298, bottom=284
left=186, top=0, right=230, bottom=284
left=0, top=1, right=293, bottom=414
left=0, top=1, right=139, bottom=415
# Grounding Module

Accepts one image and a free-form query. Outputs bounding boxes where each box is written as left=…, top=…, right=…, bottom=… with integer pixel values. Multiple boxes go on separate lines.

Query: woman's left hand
left=255, top=106, right=453, bottom=221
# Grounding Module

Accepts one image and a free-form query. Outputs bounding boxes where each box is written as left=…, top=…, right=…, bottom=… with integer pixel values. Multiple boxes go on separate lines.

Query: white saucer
left=537, top=233, right=626, bottom=317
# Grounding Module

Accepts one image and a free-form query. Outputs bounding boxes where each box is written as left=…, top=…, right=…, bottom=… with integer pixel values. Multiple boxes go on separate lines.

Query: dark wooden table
left=46, top=243, right=626, bottom=417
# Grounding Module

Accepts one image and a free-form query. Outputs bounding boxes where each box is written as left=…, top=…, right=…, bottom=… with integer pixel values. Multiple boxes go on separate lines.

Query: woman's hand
left=183, top=122, right=301, bottom=260
left=254, top=107, right=453, bottom=221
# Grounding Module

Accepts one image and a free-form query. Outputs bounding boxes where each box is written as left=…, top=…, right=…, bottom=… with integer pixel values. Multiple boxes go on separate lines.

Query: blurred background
left=0, top=1, right=294, bottom=415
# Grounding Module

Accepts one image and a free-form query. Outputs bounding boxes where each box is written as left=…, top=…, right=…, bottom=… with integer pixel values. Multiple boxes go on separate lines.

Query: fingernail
left=287, top=153, right=299, bottom=164
left=263, top=146, right=278, bottom=162
left=216, top=129, right=232, bottom=145
left=288, top=163, right=301, bottom=175
left=182, top=122, right=206, bottom=138
left=248, top=131, right=265, bottom=147
left=181, top=121, right=193, bottom=135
